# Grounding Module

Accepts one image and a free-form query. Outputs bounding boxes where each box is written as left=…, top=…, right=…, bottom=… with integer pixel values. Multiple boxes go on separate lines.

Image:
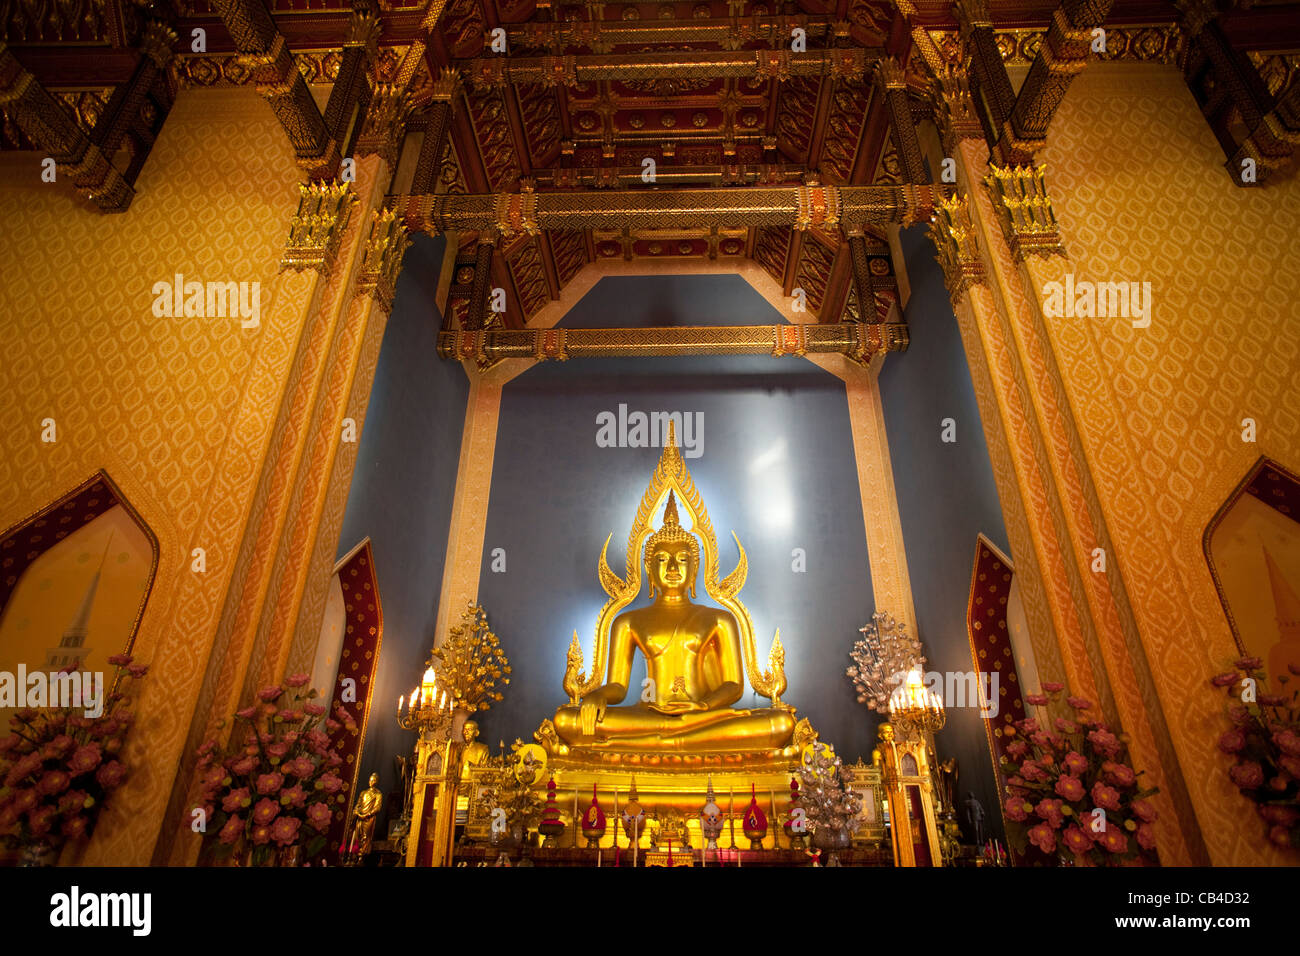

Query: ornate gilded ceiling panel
left=821, top=78, right=871, bottom=183
left=548, top=229, right=588, bottom=284
left=792, top=232, right=835, bottom=317
left=10, top=0, right=1293, bottom=325
left=465, top=86, right=523, bottom=189
left=506, top=235, right=550, bottom=320
left=754, top=225, right=790, bottom=289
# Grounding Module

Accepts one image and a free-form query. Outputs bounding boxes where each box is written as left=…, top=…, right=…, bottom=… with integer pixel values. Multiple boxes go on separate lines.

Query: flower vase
left=20, top=838, right=59, bottom=867
left=813, top=825, right=850, bottom=866
left=277, top=844, right=303, bottom=867
left=239, top=844, right=275, bottom=867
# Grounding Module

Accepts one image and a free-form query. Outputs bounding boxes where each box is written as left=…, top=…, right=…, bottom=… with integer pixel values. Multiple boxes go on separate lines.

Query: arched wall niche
left=0, top=471, right=159, bottom=704
left=1204, top=456, right=1300, bottom=681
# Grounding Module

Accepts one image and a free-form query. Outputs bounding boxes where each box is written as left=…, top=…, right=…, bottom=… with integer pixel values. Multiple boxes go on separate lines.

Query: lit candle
left=398, top=695, right=404, bottom=716
left=422, top=666, right=436, bottom=702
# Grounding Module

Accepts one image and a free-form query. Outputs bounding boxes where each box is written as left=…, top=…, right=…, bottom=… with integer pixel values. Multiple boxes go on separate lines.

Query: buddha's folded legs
left=553, top=704, right=795, bottom=752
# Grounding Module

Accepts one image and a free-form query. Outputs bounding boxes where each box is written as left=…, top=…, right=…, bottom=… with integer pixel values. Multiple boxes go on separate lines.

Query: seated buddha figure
left=553, top=493, right=795, bottom=753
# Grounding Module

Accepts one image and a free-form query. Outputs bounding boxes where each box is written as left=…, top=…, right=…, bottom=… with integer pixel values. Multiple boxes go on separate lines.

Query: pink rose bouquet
left=999, top=683, right=1158, bottom=866
left=1209, top=658, right=1300, bottom=852
left=0, top=655, right=148, bottom=855
left=192, top=676, right=358, bottom=865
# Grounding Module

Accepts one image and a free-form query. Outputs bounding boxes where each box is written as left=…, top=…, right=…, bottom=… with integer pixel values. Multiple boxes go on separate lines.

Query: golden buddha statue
left=553, top=492, right=794, bottom=752
left=460, top=720, right=490, bottom=775
left=536, top=423, right=807, bottom=761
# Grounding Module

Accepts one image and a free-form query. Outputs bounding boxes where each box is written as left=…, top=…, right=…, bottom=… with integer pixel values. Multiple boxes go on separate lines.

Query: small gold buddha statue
left=553, top=493, right=795, bottom=753
left=348, top=772, right=384, bottom=860
left=460, top=720, right=490, bottom=775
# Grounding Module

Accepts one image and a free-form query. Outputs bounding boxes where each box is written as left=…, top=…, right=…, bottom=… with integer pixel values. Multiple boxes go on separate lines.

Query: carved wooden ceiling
left=5, top=0, right=1300, bottom=325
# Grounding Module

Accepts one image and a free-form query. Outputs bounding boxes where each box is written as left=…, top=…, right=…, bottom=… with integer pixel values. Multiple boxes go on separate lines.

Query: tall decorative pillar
left=163, top=146, right=415, bottom=862
left=924, top=87, right=1206, bottom=864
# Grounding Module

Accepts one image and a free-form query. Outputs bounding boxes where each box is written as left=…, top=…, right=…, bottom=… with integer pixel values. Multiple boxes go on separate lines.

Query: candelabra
left=887, top=668, right=946, bottom=739
left=396, top=664, right=461, bottom=867
left=397, top=665, right=457, bottom=739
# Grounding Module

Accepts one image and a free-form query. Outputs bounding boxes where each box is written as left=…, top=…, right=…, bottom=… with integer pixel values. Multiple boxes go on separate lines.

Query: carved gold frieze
left=928, top=194, right=987, bottom=305
left=437, top=322, right=908, bottom=367
left=983, top=163, right=1067, bottom=261
left=280, top=181, right=358, bottom=273
left=354, top=208, right=411, bottom=311
left=927, top=24, right=1184, bottom=68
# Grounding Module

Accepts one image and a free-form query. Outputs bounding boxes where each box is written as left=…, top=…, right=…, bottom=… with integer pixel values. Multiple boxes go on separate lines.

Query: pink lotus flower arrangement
left=1209, top=658, right=1300, bottom=851
left=194, top=675, right=357, bottom=865
left=999, top=683, right=1159, bottom=866
left=0, top=655, right=148, bottom=856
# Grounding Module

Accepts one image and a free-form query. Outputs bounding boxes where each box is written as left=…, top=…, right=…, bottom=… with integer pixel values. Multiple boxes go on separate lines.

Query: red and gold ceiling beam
left=209, top=0, right=333, bottom=175
left=996, top=0, right=1116, bottom=164
left=498, top=15, right=838, bottom=50
left=0, top=21, right=177, bottom=213
left=458, top=48, right=868, bottom=87
left=1178, top=0, right=1300, bottom=186
left=398, top=183, right=944, bottom=237
left=437, top=322, right=910, bottom=368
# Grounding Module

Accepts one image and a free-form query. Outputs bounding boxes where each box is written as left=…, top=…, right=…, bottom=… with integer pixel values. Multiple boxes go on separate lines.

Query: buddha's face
left=650, top=542, right=694, bottom=597
left=463, top=721, right=479, bottom=744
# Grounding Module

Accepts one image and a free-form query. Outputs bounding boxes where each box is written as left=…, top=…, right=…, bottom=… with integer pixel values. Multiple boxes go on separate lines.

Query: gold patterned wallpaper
left=0, top=88, right=303, bottom=864
left=1044, top=63, right=1300, bottom=865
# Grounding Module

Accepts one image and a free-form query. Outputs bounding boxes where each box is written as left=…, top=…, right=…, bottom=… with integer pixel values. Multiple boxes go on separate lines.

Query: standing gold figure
left=553, top=493, right=795, bottom=752
left=348, top=772, right=384, bottom=859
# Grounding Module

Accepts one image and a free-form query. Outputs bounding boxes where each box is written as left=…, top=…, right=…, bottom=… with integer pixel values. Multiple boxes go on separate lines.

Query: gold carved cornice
left=928, top=194, right=987, bottom=305
left=344, top=8, right=382, bottom=63
left=428, top=66, right=461, bottom=102
left=139, top=21, right=179, bottom=70
left=875, top=57, right=909, bottom=90
left=437, top=323, right=909, bottom=367
left=354, top=208, right=411, bottom=312
left=280, top=181, right=359, bottom=273
left=354, top=82, right=414, bottom=165
left=932, top=67, right=985, bottom=155
left=982, top=163, right=1067, bottom=261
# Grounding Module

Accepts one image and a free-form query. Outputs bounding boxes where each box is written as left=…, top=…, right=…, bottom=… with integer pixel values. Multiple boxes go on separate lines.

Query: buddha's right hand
left=579, top=694, right=607, bottom=736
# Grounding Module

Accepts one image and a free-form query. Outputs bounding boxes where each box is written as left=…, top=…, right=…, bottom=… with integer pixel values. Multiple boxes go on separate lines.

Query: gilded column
left=243, top=154, right=396, bottom=688
left=934, top=125, right=1207, bottom=863
left=161, top=166, right=380, bottom=864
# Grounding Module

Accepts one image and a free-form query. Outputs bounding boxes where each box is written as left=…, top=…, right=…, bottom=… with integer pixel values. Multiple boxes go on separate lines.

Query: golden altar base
left=463, top=760, right=803, bottom=851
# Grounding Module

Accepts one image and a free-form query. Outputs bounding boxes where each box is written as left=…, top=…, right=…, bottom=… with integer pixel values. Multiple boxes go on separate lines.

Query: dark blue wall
left=474, top=275, right=881, bottom=760
left=878, top=224, right=1011, bottom=840
left=335, top=234, right=469, bottom=807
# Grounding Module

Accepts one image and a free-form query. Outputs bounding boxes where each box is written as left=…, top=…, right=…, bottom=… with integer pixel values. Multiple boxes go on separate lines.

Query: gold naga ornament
left=535, top=422, right=816, bottom=761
